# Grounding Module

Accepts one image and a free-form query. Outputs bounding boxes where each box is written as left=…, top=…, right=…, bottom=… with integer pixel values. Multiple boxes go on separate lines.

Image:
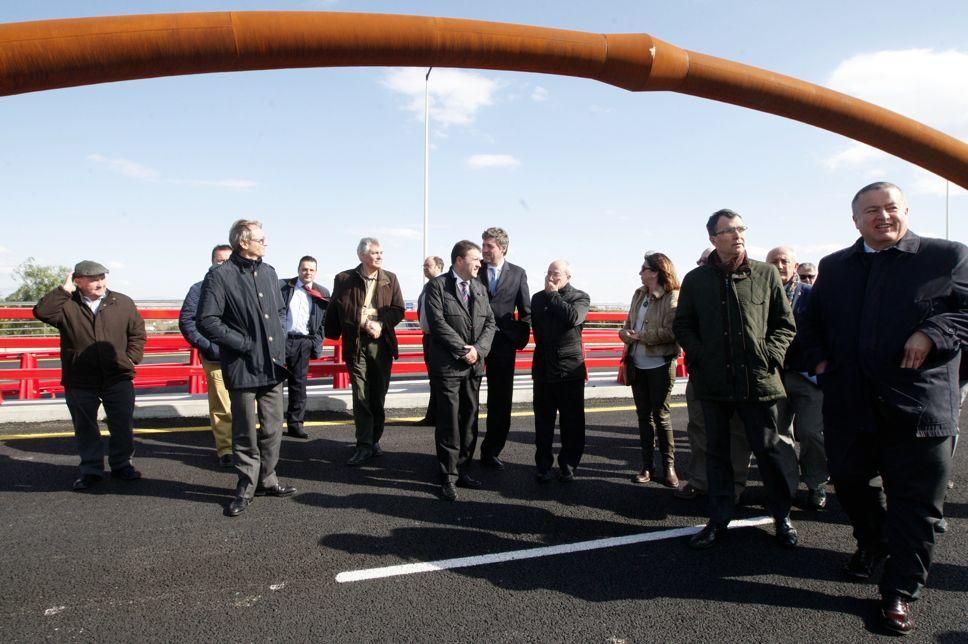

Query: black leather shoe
left=880, top=595, right=914, bottom=635
left=935, top=517, right=948, bottom=534
left=456, top=474, right=482, bottom=489
left=481, top=455, right=505, bottom=470
left=72, top=474, right=102, bottom=492
left=775, top=516, right=799, bottom=547
left=347, top=448, right=373, bottom=466
left=227, top=496, right=250, bottom=517
left=844, top=546, right=885, bottom=580
left=110, top=466, right=142, bottom=481
left=255, top=484, right=296, bottom=497
left=286, top=424, right=309, bottom=439
left=558, top=464, right=576, bottom=482
left=807, top=486, right=827, bottom=510
left=535, top=469, right=555, bottom=483
left=218, top=454, right=234, bottom=468
left=441, top=481, right=458, bottom=501
left=689, top=522, right=728, bottom=549
left=371, top=443, right=384, bottom=457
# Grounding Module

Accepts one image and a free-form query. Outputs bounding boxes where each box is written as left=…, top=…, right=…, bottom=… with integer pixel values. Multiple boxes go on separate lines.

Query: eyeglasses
left=712, top=226, right=748, bottom=236
left=640, top=265, right=656, bottom=273
left=249, top=237, right=267, bottom=245
left=798, top=274, right=817, bottom=281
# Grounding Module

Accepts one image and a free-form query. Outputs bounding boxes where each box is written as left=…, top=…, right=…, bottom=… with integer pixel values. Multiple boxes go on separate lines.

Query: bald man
left=767, top=246, right=829, bottom=511
left=530, top=260, right=590, bottom=482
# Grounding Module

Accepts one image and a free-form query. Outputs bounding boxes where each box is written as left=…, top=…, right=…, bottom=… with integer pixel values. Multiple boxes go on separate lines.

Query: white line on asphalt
left=335, top=516, right=773, bottom=583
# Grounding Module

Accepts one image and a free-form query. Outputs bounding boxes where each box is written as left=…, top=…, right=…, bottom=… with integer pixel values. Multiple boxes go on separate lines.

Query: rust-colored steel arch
left=1, top=11, right=966, bottom=188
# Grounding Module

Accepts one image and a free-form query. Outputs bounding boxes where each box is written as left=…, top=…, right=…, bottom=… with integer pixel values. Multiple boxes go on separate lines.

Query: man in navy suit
left=280, top=256, right=330, bottom=438
left=425, top=240, right=496, bottom=501
left=478, top=227, right=531, bottom=470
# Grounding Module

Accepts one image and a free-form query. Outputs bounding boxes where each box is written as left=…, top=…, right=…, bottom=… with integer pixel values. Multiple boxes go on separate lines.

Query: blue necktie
left=489, top=267, right=497, bottom=296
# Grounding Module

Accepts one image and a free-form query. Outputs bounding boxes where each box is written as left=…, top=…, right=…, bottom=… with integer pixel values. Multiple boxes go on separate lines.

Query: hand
left=619, top=329, right=637, bottom=344
left=544, top=276, right=558, bottom=293
left=900, top=331, right=933, bottom=369
left=814, top=360, right=827, bottom=375
left=463, top=345, right=479, bottom=364
left=365, top=319, right=382, bottom=339
left=63, top=272, right=76, bottom=293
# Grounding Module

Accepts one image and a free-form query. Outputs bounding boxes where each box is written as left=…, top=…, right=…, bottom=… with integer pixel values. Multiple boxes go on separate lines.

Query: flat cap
left=73, top=260, right=109, bottom=277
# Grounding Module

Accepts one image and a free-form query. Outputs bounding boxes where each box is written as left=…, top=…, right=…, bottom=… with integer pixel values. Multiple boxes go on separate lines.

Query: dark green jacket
left=673, top=259, right=795, bottom=401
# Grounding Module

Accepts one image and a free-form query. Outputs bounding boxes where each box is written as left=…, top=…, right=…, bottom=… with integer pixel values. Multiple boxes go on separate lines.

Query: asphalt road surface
left=1, top=400, right=965, bottom=642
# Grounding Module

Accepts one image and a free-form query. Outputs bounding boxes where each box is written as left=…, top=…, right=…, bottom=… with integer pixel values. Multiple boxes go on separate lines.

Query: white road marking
left=336, top=516, right=773, bottom=583
left=44, top=606, right=66, bottom=616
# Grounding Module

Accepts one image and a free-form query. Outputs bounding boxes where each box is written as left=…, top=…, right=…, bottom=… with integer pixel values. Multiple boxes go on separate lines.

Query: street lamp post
left=423, top=67, right=432, bottom=272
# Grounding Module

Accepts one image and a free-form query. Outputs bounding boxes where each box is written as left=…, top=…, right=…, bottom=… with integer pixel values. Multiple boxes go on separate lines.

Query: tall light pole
left=423, top=67, right=432, bottom=271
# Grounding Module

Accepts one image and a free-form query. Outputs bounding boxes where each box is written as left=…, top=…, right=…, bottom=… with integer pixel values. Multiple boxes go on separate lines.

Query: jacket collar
left=846, top=230, right=921, bottom=257
left=230, top=251, right=262, bottom=272
left=355, top=264, right=389, bottom=285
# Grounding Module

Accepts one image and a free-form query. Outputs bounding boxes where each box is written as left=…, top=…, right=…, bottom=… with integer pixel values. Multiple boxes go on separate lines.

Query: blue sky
left=1, top=1, right=966, bottom=304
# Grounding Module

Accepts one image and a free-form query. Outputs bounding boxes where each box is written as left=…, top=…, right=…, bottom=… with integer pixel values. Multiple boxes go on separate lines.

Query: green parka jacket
left=673, top=259, right=795, bottom=401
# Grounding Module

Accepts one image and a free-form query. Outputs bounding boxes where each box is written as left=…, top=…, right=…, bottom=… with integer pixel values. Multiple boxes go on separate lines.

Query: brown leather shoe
left=880, top=596, right=914, bottom=635
left=632, top=469, right=651, bottom=484
left=662, top=466, right=680, bottom=488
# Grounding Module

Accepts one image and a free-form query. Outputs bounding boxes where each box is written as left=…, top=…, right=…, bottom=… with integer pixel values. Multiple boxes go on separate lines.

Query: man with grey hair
left=199, top=220, right=297, bottom=517
left=325, top=237, right=405, bottom=466
left=478, top=226, right=531, bottom=470
left=766, top=245, right=829, bottom=511
left=799, top=181, right=967, bottom=634
left=530, top=260, right=590, bottom=482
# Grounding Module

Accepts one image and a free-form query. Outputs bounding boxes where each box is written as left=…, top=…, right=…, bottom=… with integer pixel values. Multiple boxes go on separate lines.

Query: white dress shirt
left=286, top=281, right=312, bottom=335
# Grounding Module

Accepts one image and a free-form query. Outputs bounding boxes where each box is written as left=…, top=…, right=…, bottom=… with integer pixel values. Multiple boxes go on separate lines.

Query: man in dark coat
left=324, top=237, right=405, bottom=466
left=417, top=255, right=445, bottom=425
left=478, top=226, right=531, bottom=470
left=198, top=219, right=297, bottom=517
left=674, top=209, right=799, bottom=550
left=34, top=261, right=146, bottom=491
left=798, top=182, right=968, bottom=635
left=279, top=255, right=330, bottom=439
left=179, top=244, right=233, bottom=466
left=425, top=240, right=496, bottom=501
left=530, top=260, right=590, bottom=483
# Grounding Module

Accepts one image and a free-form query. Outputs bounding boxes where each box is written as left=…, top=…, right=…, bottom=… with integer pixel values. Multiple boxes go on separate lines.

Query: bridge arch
left=1, top=11, right=966, bottom=187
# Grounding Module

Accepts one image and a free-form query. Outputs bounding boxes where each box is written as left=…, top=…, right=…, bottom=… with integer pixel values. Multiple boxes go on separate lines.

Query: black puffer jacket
left=197, top=252, right=287, bottom=390
left=530, top=283, right=590, bottom=383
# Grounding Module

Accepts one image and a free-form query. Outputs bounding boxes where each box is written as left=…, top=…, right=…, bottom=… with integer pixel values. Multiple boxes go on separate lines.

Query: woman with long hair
left=619, top=252, right=682, bottom=487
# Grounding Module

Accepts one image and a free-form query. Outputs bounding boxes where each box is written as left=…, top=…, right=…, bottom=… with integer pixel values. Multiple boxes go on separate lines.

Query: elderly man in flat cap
left=34, top=261, right=147, bottom=492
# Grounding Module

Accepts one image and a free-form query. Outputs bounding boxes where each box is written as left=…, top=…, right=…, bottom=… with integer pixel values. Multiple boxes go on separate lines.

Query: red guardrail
left=0, top=308, right=683, bottom=403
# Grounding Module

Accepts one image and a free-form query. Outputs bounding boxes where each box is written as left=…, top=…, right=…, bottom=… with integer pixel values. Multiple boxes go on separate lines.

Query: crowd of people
left=33, top=181, right=966, bottom=636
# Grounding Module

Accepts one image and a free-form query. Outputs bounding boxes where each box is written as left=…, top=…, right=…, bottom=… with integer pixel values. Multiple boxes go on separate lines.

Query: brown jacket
left=622, top=286, right=681, bottom=358
left=33, top=287, right=147, bottom=388
left=324, top=265, right=405, bottom=359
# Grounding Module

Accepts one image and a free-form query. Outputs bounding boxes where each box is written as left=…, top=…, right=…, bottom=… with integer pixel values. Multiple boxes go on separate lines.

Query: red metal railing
left=0, top=308, right=685, bottom=403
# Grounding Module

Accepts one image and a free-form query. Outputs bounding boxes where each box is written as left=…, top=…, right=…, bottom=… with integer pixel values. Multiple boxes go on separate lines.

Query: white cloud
left=531, top=86, right=549, bottom=102
left=822, top=49, right=968, bottom=190
left=467, top=154, right=521, bottom=169
left=87, top=153, right=160, bottom=180
left=382, top=68, right=499, bottom=126
left=88, top=154, right=257, bottom=190
left=908, top=167, right=968, bottom=198
left=827, top=49, right=968, bottom=133
left=107, top=261, right=125, bottom=270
